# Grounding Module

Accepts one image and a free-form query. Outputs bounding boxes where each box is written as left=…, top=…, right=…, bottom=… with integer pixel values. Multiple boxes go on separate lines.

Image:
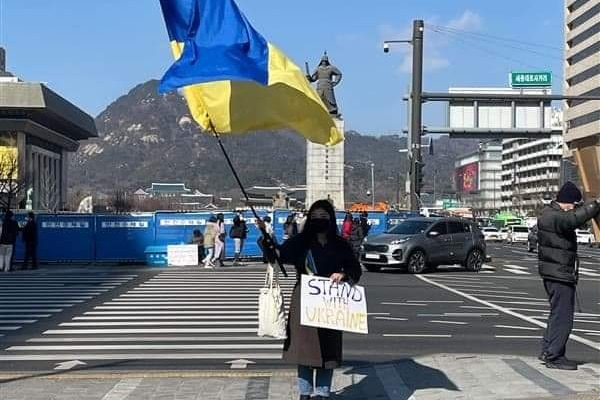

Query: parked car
left=499, top=227, right=510, bottom=242
left=506, top=225, right=529, bottom=244
left=528, top=226, right=538, bottom=252
left=360, top=217, right=486, bottom=274
left=482, top=227, right=501, bottom=242
left=576, top=229, right=596, bottom=246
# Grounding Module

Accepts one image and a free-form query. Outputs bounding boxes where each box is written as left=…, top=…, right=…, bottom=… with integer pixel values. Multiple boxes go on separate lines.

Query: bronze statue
left=306, top=52, right=343, bottom=117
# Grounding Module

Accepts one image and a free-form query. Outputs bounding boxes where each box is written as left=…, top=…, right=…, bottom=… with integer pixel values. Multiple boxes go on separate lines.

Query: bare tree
left=109, top=188, right=133, bottom=214
left=0, top=149, right=28, bottom=211
left=39, top=163, right=59, bottom=212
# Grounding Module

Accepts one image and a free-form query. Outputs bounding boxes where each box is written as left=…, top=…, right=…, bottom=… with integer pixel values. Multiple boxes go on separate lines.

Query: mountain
left=69, top=80, right=477, bottom=206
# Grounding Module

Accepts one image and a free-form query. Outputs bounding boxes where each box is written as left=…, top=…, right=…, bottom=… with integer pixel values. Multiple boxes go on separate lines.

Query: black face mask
left=311, top=218, right=330, bottom=233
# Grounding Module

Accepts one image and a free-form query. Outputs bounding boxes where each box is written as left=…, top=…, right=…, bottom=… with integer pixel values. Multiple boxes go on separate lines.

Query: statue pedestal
left=305, top=118, right=345, bottom=209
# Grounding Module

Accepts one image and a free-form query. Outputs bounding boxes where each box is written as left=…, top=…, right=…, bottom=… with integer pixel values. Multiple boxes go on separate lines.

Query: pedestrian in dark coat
left=359, top=211, right=371, bottom=237
left=349, top=218, right=364, bottom=259
left=22, top=212, right=38, bottom=270
left=537, top=182, right=600, bottom=370
left=263, top=199, right=362, bottom=399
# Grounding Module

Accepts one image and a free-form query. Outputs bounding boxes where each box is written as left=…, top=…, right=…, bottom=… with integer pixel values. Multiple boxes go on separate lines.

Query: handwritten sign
left=300, top=275, right=368, bottom=334
left=167, top=245, right=199, bottom=266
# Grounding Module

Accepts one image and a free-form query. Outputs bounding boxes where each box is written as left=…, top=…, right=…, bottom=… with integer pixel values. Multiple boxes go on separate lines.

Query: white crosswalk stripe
left=1, top=270, right=296, bottom=363
left=0, top=272, right=136, bottom=337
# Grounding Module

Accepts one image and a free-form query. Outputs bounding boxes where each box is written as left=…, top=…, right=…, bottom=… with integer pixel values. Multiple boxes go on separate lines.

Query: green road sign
left=442, top=199, right=459, bottom=209
left=510, top=72, right=552, bottom=87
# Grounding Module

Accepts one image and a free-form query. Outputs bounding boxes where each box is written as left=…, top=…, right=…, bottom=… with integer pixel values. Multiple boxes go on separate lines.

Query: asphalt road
left=0, top=243, right=598, bottom=374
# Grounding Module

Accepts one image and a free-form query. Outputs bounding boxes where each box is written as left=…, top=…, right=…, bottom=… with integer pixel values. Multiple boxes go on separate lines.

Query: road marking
left=495, top=335, right=542, bottom=339
left=0, top=353, right=282, bottom=361
left=442, top=284, right=511, bottom=290
left=85, top=310, right=258, bottom=315
left=417, top=275, right=600, bottom=351
left=95, top=306, right=259, bottom=310
left=406, top=300, right=464, bottom=303
left=59, top=321, right=258, bottom=327
left=28, top=336, right=280, bottom=343
left=503, top=358, right=577, bottom=397
left=44, top=328, right=259, bottom=334
left=504, top=269, right=531, bottom=275
left=374, top=364, right=416, bottom=400
left=460, top=306, right=494, bottom=310
left=367, top=313, right=391, bottom=316
left=494, top=325, right=540, bottom=331
left=0, top=314, right=50, bottom=318
left=574, top=319, right=600, bottom=324
left=72, top=316, right=257, bottom=321
left=417, top=313, right=498, bottom=317
left=503, top=265, right=529, bottom=269
left=462, top=294, right=546, bottom=301
left=584, top=333, right=600, bottom=336
left=375, top=317, right=408, bottom=321
left=507, top=308, right=550, bottom=313
left=8, top=344, right=282, bottom=351
left=462, top=289, right=530, bottom=295
left=429, top=320, right=467, bottom=325
left=491, top=301, right=547, bottom=306
left=0, top=326, right=21, bottom=330
left=102, top=378, right=143, bottom=400
left=0, top=319, right=37, bottom=323
left=573, top=328, right=600, bottom=334
left=383, top=334, right=452, bottom=338
left=381, top=302, right=427, bottom=306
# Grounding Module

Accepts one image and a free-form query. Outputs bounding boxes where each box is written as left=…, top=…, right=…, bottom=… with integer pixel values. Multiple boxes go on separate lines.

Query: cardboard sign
left=300, top=275, right=368, bottom=334
left=167, top=245, right=199, bottom=266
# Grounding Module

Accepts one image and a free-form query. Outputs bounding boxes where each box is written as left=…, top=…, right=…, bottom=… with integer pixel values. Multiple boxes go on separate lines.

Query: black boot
left=538, top=351, right=549, bottom=363
left=546, top=356, right=578, bottom=370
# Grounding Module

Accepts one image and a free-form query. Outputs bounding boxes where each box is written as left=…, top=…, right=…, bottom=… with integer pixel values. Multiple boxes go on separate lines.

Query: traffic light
left=416, top=162, right=425, bottom=193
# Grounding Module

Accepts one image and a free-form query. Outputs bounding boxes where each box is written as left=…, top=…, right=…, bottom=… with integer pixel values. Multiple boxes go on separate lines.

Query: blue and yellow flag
left=159, top=0, right=343, bottom=146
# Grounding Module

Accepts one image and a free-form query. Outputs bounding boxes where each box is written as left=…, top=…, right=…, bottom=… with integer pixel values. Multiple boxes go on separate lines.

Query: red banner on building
left=456, top=162, right=479, bottom=193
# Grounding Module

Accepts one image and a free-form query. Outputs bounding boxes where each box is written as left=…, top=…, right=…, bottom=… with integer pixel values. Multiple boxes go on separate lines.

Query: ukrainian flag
left=159, top=0, right=343, bottom=146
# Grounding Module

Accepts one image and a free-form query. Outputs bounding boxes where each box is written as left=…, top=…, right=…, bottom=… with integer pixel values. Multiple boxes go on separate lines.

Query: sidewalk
left=0, top=354, right=598, bottom=400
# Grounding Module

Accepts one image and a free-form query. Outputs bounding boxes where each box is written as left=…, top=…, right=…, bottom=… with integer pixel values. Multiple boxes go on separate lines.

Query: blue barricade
left=95, top=214, right=156, bottom=262
left=36, top=214, right=95, bottom=262
left=386, top=211, right=421, bottom=231
left=335, top=211, right=386, bottom=236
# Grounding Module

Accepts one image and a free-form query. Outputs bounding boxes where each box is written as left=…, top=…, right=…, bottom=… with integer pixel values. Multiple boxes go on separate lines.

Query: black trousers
left=542, top=279, right=575, bottom=360
left=24, top=243, right=37, bottom=269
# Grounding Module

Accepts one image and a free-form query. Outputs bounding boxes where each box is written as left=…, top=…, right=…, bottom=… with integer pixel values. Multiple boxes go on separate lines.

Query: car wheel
left=363, top=264, right=381, bottom=273
left=407, top=250, right=427, bottom=274
left=465, top=249, right=484, bottom=272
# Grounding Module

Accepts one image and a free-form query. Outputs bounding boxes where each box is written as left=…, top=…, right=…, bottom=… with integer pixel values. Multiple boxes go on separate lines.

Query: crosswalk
left=0, top=272, right=136, bottom=337
left=1, top=270, right=296, bottom=364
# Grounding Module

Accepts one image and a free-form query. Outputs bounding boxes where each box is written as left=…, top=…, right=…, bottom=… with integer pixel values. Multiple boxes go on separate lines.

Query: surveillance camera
left=383, top=43, right=390, bottom=53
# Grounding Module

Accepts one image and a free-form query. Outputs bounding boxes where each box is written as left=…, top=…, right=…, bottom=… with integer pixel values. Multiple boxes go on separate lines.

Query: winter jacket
left=538, top=200, right=600, bottom=284
left=230, top=219, right=248, bottom=239
left=22, top=220, right=38, bottom=245
left=360, top=217, right=371, bottom=237
left=203, top=222, right=218, bottom=248
left=349, top=224, right=364, bottom=254
left=0, top=218, right=19, bottom=245
left=341, top=220, right=353, bottom=239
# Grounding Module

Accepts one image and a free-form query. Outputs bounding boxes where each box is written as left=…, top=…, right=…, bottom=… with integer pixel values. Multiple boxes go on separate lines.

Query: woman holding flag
left=262, top=200, right=362, bottom=399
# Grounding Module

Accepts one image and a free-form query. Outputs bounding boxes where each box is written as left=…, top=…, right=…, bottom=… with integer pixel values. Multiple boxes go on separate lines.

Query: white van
left=507, top=225, right=529, bottom=244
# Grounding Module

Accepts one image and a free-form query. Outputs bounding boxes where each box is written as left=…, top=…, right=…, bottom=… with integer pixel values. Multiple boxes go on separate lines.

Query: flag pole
left=209, top=123, right=288, bottom=277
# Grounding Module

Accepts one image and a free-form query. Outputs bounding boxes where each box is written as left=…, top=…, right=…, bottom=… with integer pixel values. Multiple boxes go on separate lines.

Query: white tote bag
left=258, top=263, right=287, bottom=339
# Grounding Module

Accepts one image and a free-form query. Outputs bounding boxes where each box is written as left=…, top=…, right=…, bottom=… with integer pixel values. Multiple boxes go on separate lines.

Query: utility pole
left=409, top=20, right=424, bottom=211
left=370, top=162, right=375, bottom=209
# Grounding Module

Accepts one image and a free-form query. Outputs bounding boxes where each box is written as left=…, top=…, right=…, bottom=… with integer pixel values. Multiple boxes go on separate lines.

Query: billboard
left=455, top=162, right=479, bottom=193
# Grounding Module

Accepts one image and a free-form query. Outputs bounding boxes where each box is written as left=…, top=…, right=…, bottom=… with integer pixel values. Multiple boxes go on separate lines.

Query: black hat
left=556, top=181, right=582, bottom=204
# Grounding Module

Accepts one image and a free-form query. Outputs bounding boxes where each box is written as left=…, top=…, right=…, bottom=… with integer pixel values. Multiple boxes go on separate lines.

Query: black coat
left=0, top=218, right=19, bottom=245
left=277, top=233, right=362, bottom=368
left=22, top=220, right=38, bottom=245
left=537, top=201, right=600, bottom=284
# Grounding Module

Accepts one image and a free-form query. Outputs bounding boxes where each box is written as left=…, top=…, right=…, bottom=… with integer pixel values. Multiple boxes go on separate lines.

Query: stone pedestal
left=305, top=119, right=345, bottom=209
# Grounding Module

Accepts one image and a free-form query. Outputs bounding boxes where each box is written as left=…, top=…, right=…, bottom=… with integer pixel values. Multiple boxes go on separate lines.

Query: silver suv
left=360, top=217, right=486, bottom=274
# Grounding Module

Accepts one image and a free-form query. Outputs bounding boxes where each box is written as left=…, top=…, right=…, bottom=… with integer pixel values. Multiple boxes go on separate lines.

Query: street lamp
left=370, top=162, right=375, bottom=209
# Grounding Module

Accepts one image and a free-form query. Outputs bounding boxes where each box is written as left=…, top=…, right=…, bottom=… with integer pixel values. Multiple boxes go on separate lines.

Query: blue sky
left=1, top=0, right=564, bottom=134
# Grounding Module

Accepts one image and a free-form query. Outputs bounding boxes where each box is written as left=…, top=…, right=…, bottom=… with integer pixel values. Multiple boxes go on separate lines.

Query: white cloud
left=447, top=10, right=483, bottom=31
left=380, top=10, right=483, bottom=74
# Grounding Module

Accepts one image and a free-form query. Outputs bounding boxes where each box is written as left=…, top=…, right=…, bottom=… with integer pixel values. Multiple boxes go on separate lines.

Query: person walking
left=349, top=217, right=364, bottom=260
left=258, top=216, right=275, bottom=264
left=283, top=214, right=298, bottom=241
left=22, top=212, right=38, bottom=270
left=261, top=200, right=362, bottom=399
left=359, top=211, right=371, bottom=237
left=537, top=182, right=600, bottom=370
left=203, top=216, right=218, bottom=269
left=190, top=229, right=205, bottom=266
left=341, top=212, right=353, bottom=240
left=0, top=211, right=19, bottom=272
left=213, top=213, right=226, bottom=267
left=230, top=214, right=249, bottom=266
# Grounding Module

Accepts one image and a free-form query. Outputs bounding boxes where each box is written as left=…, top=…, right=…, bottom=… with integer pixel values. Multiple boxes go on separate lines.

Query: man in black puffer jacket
left=537, top=181, right=600, bottom=370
